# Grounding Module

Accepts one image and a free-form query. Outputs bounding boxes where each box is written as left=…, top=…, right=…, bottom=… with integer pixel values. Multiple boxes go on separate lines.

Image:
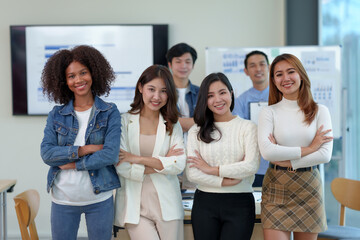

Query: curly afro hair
left=41, top=45, right=115, bottom=104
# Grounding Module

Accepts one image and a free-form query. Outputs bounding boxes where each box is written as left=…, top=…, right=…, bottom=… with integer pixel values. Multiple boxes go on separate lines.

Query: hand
left=187, top=150, right=219, bottom=176
left=309, top=125, right=333, bottom=151
left=222, top=178, right=242, bottom=186
left=144, top=166, right=157, bottom=174
left=268, top=133, right=277, bottom=144
left=166, top=144, right=184, bottom=157
left=118, top=149, right=140, bottom=165
left=79, top=144, right=103, bottom=157
left=59, top=162, right=76, bottom=170
left=272, top=160, right=292, bottom=167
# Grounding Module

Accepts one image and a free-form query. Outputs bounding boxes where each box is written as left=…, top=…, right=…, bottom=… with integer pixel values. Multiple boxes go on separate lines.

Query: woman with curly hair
left=186, top=72, right=260, bottom=240
left=114, top=65, right=186, bottom=240
left=258, top=54, right=333, bottom=240
left=40, top=45, right=121, bottom=240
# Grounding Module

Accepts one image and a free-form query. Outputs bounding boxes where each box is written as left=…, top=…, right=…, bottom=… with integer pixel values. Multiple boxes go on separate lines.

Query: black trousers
left=191, top=190, right=255, bottom=240
left=252, top=174, right=265, bottom=187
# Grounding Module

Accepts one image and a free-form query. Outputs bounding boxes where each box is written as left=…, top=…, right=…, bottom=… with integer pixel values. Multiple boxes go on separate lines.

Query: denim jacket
left=41, top=96, right=121, bottom=194
left=185, top=80, right=200, bottom=117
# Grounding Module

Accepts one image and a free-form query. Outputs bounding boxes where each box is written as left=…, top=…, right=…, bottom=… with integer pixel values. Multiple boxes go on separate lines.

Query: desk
left=0, top=180, right=16, bottom=240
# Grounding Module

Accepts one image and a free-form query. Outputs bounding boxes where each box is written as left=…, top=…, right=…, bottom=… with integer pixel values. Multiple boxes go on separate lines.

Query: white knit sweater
left=258, top=97, right=333, bottom=169
left=186, top=116, right=260, bottom=193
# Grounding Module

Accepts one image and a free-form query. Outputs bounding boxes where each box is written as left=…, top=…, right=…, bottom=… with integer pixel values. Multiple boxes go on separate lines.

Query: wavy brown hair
left=269, top=53, right=318, bottom=125
left=41, top=45, right=115, bottom=104
left=129, top=65, right=179, bottom=135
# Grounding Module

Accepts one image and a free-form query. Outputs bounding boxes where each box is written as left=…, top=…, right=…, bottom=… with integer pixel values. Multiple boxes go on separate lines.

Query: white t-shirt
left=177, top=87, right=191, bottom=145
left=52, top=107, right=112, bottom=206
left=177, top=87, right=190, bottom=118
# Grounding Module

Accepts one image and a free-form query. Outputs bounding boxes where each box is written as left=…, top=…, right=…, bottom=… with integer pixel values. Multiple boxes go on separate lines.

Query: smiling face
left=244, top=54, right=269, bottom=87
left=207, top=80, right=233, bottom=121
left=273, top=60, right=301, bottom=100
left=66, top=61, right=93, bottom=100
left=168, top=52, right=194, bottom=83
left=139, top=77, right=168, bottom=113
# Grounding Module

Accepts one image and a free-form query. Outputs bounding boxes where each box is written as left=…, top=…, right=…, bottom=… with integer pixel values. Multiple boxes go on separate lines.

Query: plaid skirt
left=261, top=167, right=327, bottom=233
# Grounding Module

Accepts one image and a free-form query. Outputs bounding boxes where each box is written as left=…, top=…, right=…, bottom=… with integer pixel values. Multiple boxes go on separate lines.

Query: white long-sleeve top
left=186, top=116, right=260, bottom=193
left=258, top=98, right=333, bottom=169
left=114, top=112, right=186, bottom=227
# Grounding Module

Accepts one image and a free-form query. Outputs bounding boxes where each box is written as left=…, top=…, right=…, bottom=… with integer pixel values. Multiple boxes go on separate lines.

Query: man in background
left=233, top=50, right=270, bottom=187
left=166, top=43, right=199, bottom=134
left=166, top=43, right=199, bottom=190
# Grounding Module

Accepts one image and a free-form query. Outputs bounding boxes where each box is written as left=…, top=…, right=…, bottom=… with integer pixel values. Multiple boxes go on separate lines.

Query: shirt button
left=95, top=189, right=100, bottom=194
left=72, top=153, right=75, bottom=158
left=57, top=127, right=61, bottom=131
left=96, top=124, right=100, bottom=129
left=91, top=173, right=94, bottom=176
left=174, top=160, right=177, bottom=163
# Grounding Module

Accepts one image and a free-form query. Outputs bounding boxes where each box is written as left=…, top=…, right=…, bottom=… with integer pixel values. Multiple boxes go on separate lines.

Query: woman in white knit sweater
left=258, top=54, right=333, bottom=240
left=186, top=72, right=260, bottom=240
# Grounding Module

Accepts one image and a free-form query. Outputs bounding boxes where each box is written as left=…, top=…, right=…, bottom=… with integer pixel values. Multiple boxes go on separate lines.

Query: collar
left=251, top=85, right=269, bottom=93
left=188, top=80, right=197, bottom=94
left=128, top=111, right=166, bottom=124
left=59, top=96, right=111, bottom=115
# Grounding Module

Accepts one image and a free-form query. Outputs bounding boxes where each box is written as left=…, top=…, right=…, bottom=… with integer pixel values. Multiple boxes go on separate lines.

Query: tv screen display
left=10, top=24, right=168, bottom=115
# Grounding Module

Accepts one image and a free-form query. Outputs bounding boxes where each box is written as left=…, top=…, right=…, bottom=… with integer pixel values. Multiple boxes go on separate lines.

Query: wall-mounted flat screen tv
left=10, top=24, right=168, bottom=115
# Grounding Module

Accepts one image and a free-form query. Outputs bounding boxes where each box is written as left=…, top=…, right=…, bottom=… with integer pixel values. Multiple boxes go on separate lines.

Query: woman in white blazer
left=114, top=65, right=186, bottom=240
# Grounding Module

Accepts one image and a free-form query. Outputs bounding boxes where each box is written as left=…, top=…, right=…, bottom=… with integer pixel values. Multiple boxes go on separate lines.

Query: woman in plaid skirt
left=258, top=54, right=333, bottom=240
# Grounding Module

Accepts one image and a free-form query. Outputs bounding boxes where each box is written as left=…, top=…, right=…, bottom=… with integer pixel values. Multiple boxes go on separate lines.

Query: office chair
left=13, top=189, right=40, bottom=240
left=318, top=178, right=360, bottom=240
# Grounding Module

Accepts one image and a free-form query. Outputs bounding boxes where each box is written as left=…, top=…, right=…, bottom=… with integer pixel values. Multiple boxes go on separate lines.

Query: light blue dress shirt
left=233, top=86, right=269, bottom=175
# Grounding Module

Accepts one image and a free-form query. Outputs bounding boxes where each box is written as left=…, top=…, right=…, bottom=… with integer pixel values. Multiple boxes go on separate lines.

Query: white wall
left=0, top=0, right=285, bottom=238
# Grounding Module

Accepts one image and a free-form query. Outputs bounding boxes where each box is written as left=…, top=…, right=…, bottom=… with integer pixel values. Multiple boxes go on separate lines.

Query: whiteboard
left=205, top=46, right=342, bottom=138
left=26, top=25, right=153, bottom=114
left=250, top=101, right=268, bottom=124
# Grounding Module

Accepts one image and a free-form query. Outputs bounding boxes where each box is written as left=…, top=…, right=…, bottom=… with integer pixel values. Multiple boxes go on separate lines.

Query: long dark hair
left=269, top=53, right=318, bottom=125
left=194, top=72, right=234, bottom=143
left=129, top=65, right=179, bottom=135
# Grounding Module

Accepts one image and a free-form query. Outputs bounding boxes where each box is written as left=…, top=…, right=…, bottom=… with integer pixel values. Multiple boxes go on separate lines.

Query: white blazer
left=114, top=112, right=186, bottom=227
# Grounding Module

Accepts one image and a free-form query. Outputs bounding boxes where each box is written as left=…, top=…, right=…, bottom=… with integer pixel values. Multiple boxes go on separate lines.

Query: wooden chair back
left=331, top=177, right=360, bottom=226
left=13, top=189, right=40, bottom=240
